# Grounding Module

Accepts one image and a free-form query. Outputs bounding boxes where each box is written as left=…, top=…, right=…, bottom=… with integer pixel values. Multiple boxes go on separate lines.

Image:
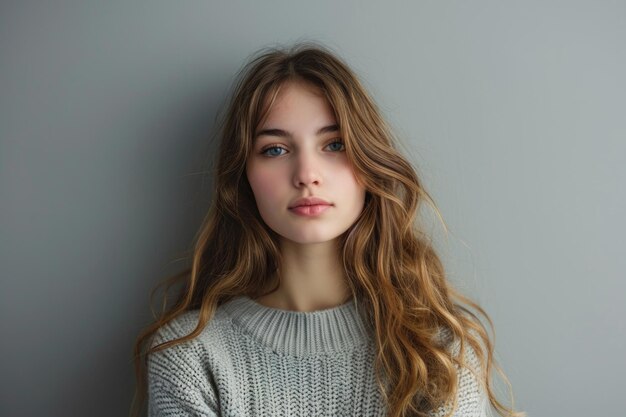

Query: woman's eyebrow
left=254, top=124, right=339, bottom=140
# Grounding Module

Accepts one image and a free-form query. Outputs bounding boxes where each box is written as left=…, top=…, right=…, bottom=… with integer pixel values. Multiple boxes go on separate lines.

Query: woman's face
left=246, top=80, right=366, bottom=245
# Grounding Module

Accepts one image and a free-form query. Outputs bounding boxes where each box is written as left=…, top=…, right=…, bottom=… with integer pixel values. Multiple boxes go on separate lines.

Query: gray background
left=1, top=1, right=624, bottom=416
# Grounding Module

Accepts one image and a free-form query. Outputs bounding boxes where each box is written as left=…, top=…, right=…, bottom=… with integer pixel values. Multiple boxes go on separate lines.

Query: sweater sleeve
left=430, top=338, right=492, bottom=417
left=147, top=319, right=221, bottom=417
left=148, top=378, right=220, bottom=417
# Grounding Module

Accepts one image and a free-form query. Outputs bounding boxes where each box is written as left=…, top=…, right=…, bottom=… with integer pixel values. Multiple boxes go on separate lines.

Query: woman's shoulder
left=147, top=308, right=232, bottom=385
left=150, top=306, right=231, bottom=349
left=151, top=310, right=197, bottom=346
left=147, top=309, right=223, bottom=414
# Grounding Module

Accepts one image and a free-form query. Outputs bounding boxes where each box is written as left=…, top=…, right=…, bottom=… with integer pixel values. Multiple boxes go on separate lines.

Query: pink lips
left=289, top=196, right=331, bottom=208
left=289, top=204, right=331, bottom=216
left=288, top=196, right=333, bottom=217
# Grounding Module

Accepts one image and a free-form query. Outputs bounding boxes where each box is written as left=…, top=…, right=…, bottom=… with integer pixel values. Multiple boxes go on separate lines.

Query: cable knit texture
left=147, top=295, right=490, bottom=417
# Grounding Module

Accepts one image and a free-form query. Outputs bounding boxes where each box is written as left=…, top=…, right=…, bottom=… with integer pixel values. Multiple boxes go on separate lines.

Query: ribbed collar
left=220, top=295, right=373, bottom=357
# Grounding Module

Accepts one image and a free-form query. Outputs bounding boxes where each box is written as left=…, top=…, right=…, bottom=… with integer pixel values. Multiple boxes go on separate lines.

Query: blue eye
left=326, top=140, right=345, bottom=152
left=261, top=146, right=287, bottom=157
left=260, top=139, right=345, bottom=157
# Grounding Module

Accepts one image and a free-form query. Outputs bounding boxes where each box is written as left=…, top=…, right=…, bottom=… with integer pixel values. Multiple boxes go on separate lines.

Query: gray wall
left=1, top=1, right=624, bottom=416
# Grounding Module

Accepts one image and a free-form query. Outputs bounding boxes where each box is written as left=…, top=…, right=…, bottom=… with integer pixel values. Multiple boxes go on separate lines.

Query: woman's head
left=214, top=42, right=402, bottom=251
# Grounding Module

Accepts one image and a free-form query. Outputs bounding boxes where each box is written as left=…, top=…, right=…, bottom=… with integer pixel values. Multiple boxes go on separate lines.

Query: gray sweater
left=147, top=295, right=490, bottom=416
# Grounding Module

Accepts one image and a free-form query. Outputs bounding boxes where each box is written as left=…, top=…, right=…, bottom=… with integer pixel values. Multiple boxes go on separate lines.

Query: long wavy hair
left=130, top=41, right=526, bottom=417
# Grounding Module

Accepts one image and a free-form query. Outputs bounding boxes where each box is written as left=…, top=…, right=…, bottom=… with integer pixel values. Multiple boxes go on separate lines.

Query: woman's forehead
left=256, top=81, right=336, bottom=129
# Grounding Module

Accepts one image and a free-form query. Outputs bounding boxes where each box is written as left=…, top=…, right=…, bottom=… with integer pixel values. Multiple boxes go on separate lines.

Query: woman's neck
left=254, top=238, right=351, bottom=312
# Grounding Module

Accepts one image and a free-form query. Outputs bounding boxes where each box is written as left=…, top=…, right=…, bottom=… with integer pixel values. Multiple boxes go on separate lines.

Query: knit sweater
left=147, top=295, right=490, bottom=417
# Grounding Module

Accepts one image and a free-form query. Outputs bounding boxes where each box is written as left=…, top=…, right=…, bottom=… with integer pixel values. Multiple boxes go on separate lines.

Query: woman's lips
left=288, top=204, right=332, bottom=216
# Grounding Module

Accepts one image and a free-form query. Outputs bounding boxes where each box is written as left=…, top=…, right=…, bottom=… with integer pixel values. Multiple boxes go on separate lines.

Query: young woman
left=131, top=42, right=525, bottom=417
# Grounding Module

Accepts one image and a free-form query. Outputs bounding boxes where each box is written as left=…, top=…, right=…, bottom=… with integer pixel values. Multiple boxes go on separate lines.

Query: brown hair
left=130, top=41, right=526, bottom=417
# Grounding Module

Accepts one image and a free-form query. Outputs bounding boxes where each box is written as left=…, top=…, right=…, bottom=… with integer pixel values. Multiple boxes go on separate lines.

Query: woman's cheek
left=249, top=166, right=285, bottom=206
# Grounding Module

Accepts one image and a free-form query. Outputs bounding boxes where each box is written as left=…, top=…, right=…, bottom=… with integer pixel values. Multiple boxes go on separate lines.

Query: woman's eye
left=260, top=139, right=345, bottom=158
left=326, top=139, right=345, bottom=152
left=260, top=145, right=287, bottom=157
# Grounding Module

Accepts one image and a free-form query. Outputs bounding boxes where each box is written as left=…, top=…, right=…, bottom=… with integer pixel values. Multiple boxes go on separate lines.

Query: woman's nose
left=292, top=150, right=323, bottom=187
